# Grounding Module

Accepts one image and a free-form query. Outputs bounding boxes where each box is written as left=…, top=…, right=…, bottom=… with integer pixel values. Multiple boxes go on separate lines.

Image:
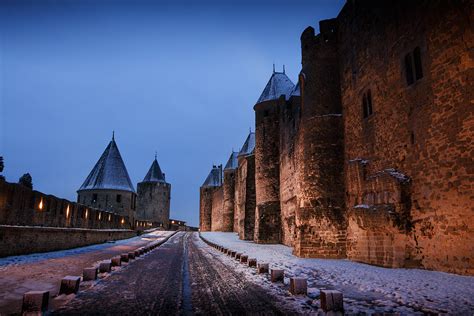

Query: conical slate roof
left=78, top=137, right=135, bottom=193
left=238, top=132, right=255, bottom=157
left=257, top=72, right=295, bottom=103
left=142, top=158, right=166, bottom=183
left=291, top=81, right=301, bottom=97
left=202, top=166, right=222, bottom=187
left=224, top=151, right=238, bottom=170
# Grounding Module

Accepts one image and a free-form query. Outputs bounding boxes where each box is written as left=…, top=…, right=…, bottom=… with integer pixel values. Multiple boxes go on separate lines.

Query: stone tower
left=77, top=134, right=137, bottom=224
left=254, top=69, right=295, bottom=243
left=199, top=165, right=222, bottom=231
left=222, top=151, right=238, bottom=232
left=136, top=156, right=171, bottom=228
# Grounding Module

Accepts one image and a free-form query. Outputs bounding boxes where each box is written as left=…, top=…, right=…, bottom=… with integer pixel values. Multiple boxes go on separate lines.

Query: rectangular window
left=413, top=47, right=423, bottom=80
left=92, top=193, right=97, bottom=203
left=116, top=194, right=122, bottom=203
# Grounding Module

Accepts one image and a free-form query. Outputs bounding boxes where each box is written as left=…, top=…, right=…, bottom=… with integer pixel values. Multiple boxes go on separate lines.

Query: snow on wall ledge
left=0, top=225, right=135, bottom=257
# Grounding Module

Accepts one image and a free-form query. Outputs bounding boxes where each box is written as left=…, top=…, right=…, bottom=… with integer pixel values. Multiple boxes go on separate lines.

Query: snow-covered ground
left=0, top=230, right=174, bottom=314
left=202, top=232, right=474, bottom=315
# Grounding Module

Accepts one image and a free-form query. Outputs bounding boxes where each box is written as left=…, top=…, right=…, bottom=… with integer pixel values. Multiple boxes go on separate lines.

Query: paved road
left=54, top=232, right=296, bottom=315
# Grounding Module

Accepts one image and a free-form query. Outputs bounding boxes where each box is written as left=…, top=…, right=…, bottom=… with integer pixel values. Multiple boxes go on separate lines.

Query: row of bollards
left=22, top=231, right=178, bottom=314
left=199, top=233, right=344, bottom=313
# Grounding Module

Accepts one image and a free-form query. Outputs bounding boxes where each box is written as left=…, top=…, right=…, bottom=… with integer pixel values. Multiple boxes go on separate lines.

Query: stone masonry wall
left=254, top=98, right=282, bottom=244
left=338, top=1, right=473, bottom=274
left=0, top=179, right=136, bottom=229
left=211, top=186, right=224, bottom=231
left=235, top=155, right=256, bottom=240
left=279, top=95, right=301, bottom=247
left=293, top=20, right=346, bottom=258
left=222, top=170, right=236, bottom=232
left=136, top=181, right=171, bottom=228
left=199, top=186, right=215, bottom=232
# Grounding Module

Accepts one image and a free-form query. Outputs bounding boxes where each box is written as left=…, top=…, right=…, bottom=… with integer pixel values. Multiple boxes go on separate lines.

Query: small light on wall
left=39, top=198, right=44, bottom=210
left=172, top=220, right=175, bottom=224
left=85, top=209, right=88, bottom=219
left=66, top=205, right=70, bottom=218
left=108, top=214, right=112, bottom=221
left=121, top=218, right=125, bottom=224
left=98, top=212, right=101, bottom=220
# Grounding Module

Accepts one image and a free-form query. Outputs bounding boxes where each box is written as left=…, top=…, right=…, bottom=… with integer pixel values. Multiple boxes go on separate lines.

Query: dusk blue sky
left=0, top=0, right=345, bottom=227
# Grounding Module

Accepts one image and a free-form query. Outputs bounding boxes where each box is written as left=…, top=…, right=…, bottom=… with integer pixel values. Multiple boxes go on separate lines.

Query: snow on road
left=202, top=232, right=474, bottom=315
left=0, top=230, right=174, bottom=314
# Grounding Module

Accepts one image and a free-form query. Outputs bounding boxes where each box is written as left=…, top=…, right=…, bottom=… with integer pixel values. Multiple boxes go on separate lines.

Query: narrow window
left=413, top=47, right=423, bottom=80
left=405, top=53, right=414, bottom=85
left=116, top=194, right=122, bottom=203
left=410, top=132, right=415, bottom=144
left=92, top=193, right=98, bottom=203
left=367, top=90, right=373, bottom=116
left=362, top=95, right=368, bottom=118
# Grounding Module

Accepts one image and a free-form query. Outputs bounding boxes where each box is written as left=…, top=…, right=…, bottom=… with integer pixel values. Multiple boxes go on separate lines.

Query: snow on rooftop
left=238, top=132, right=255, bottom=157
left=202, top=166, right=222, bottom=187
left=257, top=72, right=295, bottom=103
left=142, top=158, right=166, bottom=183
left=78, top=138, right=135, bottom=193
left=224, top=151, right=238, bottom=170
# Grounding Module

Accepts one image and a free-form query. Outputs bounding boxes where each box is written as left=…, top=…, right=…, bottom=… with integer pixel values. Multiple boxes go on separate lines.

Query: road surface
left=53, top=232, right=298, bottom=315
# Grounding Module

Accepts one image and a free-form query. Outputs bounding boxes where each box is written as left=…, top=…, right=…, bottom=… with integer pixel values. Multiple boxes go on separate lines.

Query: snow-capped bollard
left=128, top=252, right=135, bottom=260
left=248, top=258, right=257, bottom=267
left=59, top=276, right=81, bottom=295
left=121, top=253, right=129, bottom=262
left=270, top=269, right=284, bottom=282
left=140, top=248, right=145, bottom=255
left=320, top=290, right=344, bottom=312
left=99, top=261, right=112, bottom=273
left=257, top=263, right=269, bottom=274
left=235, top=253, right=242, bottom=260
left=134, top=250, right=140, bottom=257
left=111, top=256, right=121, bottom=267
left=230, top=251, right=237, bottom=258
left=289, top=277, right=307, bottom=295
left=82, top=267, right=98, bottom=281
left=240, top=255, right=248, bottom=263
left=22, top=291, right=49, bottom=313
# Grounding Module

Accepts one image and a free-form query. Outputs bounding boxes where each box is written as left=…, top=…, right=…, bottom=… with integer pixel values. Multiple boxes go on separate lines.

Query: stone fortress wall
left=199, top=1, right=473, bottom=275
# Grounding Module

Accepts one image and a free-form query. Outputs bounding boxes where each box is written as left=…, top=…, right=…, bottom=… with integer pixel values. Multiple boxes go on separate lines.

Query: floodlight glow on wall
left=38, top=198, right=44, bottom=210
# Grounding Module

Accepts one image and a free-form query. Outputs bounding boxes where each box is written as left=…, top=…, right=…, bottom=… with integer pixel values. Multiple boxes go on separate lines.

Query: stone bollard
left=121, top=253, right=129, bottom=263
left=289, top=277, right=307, bottom=295
left=235, top=253, right=242, bottom=260
left=270, top=269, right=284, bottom=282
left=248, top=258, right=257, bottom=267
left=83, top=267, right=98, bottom=281
left=22, top=291, right=49, bottom=313
left=59, top=276, right=81, bottom=295
left=99, top=261, right=112, bottom=273
left=257, top=263, right=269, bottom=274
left=128, top=252, right=135, bottom=260
left=230, top=251, right=237, bottom=258
left=240, top=255, right=248, bottom=263
left=111, top=256, right=121, bottom=267
left=320, top=290, right=344, bottom=312
left=134, top=250, right=140, bottom=257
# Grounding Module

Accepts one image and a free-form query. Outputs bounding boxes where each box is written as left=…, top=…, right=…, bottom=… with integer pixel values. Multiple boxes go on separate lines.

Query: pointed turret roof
left=224, top=151, right=238, bottom=170
left=291, top=81, right=301, bottom=97
left=257, top=71, right=295, bottom=104
left=142, top=157, right=166, bottom=183
left=78, top=135, right=135, bottom=193
left=202, top=165, right=222, bottom=187
left=238, top=132, right=255, bottom=157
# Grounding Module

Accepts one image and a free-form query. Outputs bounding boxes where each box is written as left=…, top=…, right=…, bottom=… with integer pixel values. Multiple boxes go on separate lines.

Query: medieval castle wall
left=211, top=186, right=224, bottom=231
left=222, top=169, right=236, bottom=232
left=199, top=186, right=215, bottom=232
left=234, top=154, right=256, bottom=240
left=199, top=0, right=473, bottom=275
left=136, top=181, right=171, bottom=228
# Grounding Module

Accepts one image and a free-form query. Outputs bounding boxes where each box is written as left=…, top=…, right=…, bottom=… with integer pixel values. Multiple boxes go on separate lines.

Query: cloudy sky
left=0, top=0, right=344, bottom=227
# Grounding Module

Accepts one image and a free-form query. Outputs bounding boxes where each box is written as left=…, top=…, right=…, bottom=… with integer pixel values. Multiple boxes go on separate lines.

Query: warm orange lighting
left=172, top=220, right=175, bottom=224
left=85, top=209, right=88, bottom=219
left=98, top=212, right=101, bottom=220
left=108, top=214, right=111, bottom=221
left=66, top=205, right=70, bottom=218
left=121, top=218, right=125, bottom=224
left=39, top=198, right=43, bottom=210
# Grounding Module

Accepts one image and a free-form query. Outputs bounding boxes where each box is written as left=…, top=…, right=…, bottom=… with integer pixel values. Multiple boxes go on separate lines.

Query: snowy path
left=202, top=232, right=474, bottom=315
left=0, top=230, right=174, bottom=314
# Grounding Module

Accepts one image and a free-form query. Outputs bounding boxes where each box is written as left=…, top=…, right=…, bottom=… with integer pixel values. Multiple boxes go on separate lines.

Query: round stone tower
left=253, top=68, right=295, bottom=244
left=136, top=155, right=171, bottom=229
left=77, top=134, right=137, bottom=226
